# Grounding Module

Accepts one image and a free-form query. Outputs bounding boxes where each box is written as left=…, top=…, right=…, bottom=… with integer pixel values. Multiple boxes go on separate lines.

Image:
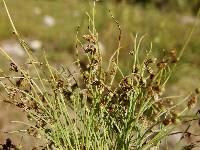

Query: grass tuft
left=0, top=1, right=200, bottom=150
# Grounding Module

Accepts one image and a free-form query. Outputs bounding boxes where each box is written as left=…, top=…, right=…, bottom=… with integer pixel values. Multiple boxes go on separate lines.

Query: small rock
left=43, top=15, right=56, bottom=27
left=30, top=40, right=42, bottom=51
left=0, top=40, right=24, bottom=57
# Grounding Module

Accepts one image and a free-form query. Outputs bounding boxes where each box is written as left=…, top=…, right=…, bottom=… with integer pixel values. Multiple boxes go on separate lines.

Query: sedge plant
left=0, top=1, right=200, bottom=150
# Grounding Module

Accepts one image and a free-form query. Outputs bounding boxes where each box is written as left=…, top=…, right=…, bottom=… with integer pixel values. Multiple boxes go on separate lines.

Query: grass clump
left=0, top=1, right=200, bottom=150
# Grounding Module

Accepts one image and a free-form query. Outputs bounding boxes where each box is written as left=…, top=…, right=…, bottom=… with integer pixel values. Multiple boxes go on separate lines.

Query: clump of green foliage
left=0, top=1, right=200, bottom=150
left=115, top=0, right=200, bottom=14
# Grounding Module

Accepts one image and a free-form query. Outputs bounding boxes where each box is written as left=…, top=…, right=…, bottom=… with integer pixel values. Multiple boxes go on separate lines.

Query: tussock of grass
left=0, top=1, right=200, bottom=150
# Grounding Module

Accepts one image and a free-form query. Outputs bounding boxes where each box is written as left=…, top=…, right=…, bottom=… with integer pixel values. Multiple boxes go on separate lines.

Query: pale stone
left=43, top=15, right=56, bottom=27
left=0, top=40, right=24, bottom=57
left=30, top=40, right=42, bottom=51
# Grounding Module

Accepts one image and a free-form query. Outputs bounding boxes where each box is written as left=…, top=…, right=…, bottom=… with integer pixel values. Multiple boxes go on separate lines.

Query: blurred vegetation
left=0, top=0, right=199, bottom=94
left=115, top=0, right=200, bottom=14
